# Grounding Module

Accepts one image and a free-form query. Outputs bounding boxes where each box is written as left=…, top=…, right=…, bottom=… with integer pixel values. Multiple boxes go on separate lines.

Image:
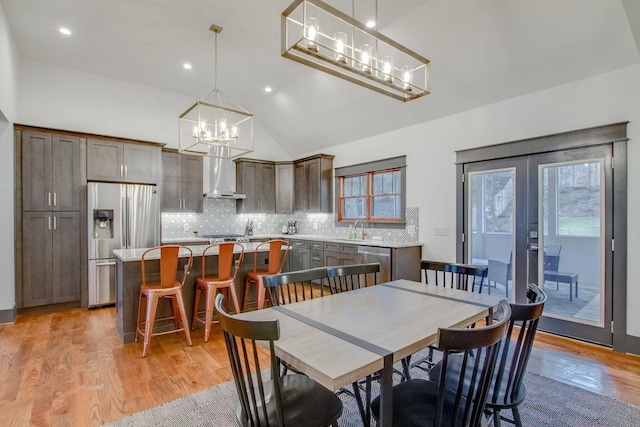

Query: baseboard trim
left=0, top=305, right=17, bottom=324
left=625, top=334, right=640, bottom=357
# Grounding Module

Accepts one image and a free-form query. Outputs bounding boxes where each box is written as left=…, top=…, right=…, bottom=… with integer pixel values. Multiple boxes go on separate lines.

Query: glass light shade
left=305, top=17, right=319, bottom=52
left=334, top=32, right=348, bottom=64
left=401, top=65, right=413, bottom=91
left=382, top=55, right=394, bottom=83
left=360, top=44, right=373, bottom=74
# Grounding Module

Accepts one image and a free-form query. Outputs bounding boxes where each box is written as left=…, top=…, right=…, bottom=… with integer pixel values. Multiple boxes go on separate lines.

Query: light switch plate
left=434, top=226, right=449, bottom=236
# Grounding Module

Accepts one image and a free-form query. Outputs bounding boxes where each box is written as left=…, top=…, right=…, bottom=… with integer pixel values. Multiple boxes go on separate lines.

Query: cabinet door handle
left=48, top=216, right=51, bottom=230
left=124, top=165, right=128, bottom=178
left=53, top=192, right=57, bottom=207
left=53, top=216, right=57, bottom=231
left=120, top=165, right=124, bottom=177
left=48, top=192, right=52, bottom=207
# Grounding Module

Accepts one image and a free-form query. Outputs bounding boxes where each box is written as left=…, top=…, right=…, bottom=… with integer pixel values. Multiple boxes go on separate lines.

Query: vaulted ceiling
left=2, top=0, right=640, bottom=156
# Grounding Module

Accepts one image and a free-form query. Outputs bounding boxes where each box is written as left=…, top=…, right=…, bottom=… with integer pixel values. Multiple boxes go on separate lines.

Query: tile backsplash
left=162, top=198, right=419, bottom=243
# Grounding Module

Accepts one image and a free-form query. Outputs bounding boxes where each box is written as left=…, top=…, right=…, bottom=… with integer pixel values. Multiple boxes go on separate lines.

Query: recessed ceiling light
left=59, top=27, right=72, bottom=36
left=183, top=63, right=192, bottom=70
left=366, top=20, right=375, bottom=28
left=264, top=86, right=273, bottom=93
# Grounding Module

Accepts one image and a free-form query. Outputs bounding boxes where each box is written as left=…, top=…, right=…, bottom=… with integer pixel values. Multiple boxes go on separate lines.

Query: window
left=335, top=156, right=406, bottom=225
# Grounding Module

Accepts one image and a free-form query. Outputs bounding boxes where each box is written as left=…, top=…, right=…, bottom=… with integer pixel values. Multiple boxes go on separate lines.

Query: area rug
left=105, top=368, right=640, bottom=427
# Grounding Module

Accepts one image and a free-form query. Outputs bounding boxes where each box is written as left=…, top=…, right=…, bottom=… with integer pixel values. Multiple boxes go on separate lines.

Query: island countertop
left=113, top=242, right=275, bottom=262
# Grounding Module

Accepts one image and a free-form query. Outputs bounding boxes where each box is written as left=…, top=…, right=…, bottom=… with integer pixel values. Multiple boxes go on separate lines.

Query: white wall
left=319, top=64, right=640, bottom=338
left=0, top=3, right=18, bottom=316
left=16, top=58, right=290, bottom=161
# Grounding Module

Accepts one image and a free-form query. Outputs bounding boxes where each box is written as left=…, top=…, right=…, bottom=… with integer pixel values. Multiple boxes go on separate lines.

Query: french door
left=462, top=145, right=613, bottom=345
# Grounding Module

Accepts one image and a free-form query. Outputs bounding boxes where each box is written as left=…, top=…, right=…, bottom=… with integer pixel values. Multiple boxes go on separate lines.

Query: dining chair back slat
left=216, top=294, right=343, bottom=427
left=326, top=263, right=380, bottom=294
left=371, top=300, right=511, bottom=427
left=263, top=267, right=329, bottom=306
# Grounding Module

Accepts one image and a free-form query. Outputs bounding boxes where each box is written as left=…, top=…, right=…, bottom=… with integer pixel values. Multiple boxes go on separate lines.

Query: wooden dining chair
left=326, top=262, right=379, bottom=294
left=421, top=260, right=449, bottom=286
left=243, top=239, right=290, bottom=311
left=262, top=267, right=329, bottom=305
left=191, top=242, right=244, bottom=343
left=215, top=294, right=343, bottom=427
left=430, top=284, right=547, bottom=427
left=135, top=245, right=193, bottom=358
left=371, top=300, right=511, bottom=427
left=444, top=264, right=489, bottom=293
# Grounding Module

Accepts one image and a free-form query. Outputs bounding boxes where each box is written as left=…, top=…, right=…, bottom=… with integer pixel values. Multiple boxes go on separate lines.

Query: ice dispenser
left=92, top=209, right=114, bottom=239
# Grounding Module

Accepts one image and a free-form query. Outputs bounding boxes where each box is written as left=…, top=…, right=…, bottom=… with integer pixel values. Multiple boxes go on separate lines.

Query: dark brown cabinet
left=87, top=139, right=160, bottom=184
left=288, top=239, right=311, bottom=272
left=22, top=211, right=81, bottom=307
left=323, top=242, right=360, bottom=267
left=19, top=130, right=83, bottom=308
left=275, top=162, right=294, bottom=214
left=22, top=132, right=81, bottom=212
left=235, top=159, right=276, bottom=213
left=294, top=154, right=334, bottom=213
left=161, top=151, right=203, bottom=213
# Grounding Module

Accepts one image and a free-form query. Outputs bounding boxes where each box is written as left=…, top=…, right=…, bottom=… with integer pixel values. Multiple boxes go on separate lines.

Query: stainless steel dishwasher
left=358, top=246, right=391, bottom=283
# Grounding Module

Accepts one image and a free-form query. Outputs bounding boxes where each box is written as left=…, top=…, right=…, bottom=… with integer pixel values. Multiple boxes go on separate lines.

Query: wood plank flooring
left=1, top=306, right=639, bottom=426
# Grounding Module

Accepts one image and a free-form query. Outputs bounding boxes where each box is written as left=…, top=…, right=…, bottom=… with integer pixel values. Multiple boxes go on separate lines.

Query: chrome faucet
left=350, top=220, right=360, bottom=239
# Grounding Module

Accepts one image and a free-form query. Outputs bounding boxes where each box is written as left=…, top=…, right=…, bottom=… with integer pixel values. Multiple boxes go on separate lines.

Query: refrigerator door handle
left=121, top=194, right=127, bottom=248
left=127, top=197, right=132, bottom=247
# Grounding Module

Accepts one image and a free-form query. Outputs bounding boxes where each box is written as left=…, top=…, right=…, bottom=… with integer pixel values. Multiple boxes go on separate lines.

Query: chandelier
left=282, top=0, right=430, bottom=102
left=179, top=24, right=254, bottom=159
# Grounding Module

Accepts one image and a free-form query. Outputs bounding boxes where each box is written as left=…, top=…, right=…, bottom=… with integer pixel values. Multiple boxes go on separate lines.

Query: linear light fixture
left=179, top=24, right=254, bottom=159
left=281, top=0, right=430, bottom=102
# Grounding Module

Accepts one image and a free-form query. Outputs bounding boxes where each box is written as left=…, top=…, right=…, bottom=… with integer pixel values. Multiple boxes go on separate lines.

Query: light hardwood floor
left=1, top=306, right=639, bottom=426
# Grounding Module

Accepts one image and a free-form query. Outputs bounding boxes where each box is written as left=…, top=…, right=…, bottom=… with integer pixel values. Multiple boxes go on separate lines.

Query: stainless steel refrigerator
left=88, top=182, right=159, bottom=307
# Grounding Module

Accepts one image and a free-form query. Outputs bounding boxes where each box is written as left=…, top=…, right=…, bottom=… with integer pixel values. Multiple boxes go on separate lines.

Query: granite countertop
left=262, top=234, right=423, bottom=249
left=114, top=242, right=270, bottom=262
left=161, top=235, right=422, bottom=249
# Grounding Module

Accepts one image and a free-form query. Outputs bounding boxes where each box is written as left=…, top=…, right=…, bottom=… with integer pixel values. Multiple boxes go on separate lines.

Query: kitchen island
left=113, top=243, right=274, bottom=343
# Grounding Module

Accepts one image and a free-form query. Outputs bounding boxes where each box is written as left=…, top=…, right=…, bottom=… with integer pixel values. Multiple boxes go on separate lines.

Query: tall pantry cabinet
left=17, top=130, right=85, bottom=308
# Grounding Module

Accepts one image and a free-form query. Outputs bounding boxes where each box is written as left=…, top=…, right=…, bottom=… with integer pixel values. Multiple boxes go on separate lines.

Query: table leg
left=379, top=354, right=394, bottom=427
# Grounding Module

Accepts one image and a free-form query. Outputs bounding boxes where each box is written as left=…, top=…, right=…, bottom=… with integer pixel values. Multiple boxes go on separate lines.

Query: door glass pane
left=539, top=160, right=603, bottom=326
left=468, top=169, right=515, bottom=300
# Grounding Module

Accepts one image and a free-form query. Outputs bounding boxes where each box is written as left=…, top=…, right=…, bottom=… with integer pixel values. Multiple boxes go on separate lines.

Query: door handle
left=96, top=261, right=117, bottom=267
left=53, top=216, right=57, bottom=231
left=120, top=165, right=124, bottom=178
left=48, top=216, right=51, bottom=230
left=124, top=165, right=128, bottom=178
left=528, top=243, right=539, bottom=251
left=48, top=192, right=51, bottom=207
left=53, top=192, right=57, bottom=207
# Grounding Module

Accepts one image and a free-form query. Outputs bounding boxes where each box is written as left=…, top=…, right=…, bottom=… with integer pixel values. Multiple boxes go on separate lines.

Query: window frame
left=334, top=156, right=406, bottom=228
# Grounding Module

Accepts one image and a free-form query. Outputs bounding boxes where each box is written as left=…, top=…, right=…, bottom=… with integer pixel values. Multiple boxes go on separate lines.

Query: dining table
left=234, top=278, right=504, bottom=427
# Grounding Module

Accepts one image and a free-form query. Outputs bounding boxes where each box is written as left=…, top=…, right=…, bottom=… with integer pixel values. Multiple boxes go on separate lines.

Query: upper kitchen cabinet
left=294, top=154, right=334, bottom=213
left=22, top=131, right=82, bottom=212
left=161, top=151, right=203, bottom=213
left=87, top=139, right=160, bottom=184
left=235, top=159, right=276, bottom=213
left=275, top=162, right=294, bottom=214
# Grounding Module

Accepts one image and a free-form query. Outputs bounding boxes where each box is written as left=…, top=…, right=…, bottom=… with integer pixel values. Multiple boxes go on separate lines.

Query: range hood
left=203, top=156, right=246, bottom=199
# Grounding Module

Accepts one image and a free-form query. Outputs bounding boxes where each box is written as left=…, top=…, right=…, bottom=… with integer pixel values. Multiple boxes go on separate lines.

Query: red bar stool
left=135, top=245, right=193, bottom=358
left=192, top=242, right=244, bottom=342
left=243, top=239, right=290, bottom=311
